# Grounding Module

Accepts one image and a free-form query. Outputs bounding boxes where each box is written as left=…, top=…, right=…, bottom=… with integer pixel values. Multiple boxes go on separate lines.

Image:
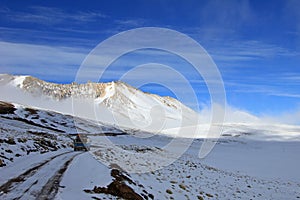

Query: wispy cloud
left=115, top=19, right=146, bottom=27
left=0, top=41, right=87, bottom=82
left=0, top=26, right=99, bottom=48
left=279, top=73, right=300, bottom=82
left=225, top=80, right=300, bottom=99
left=207, top=40, right=299, bottom=64
left=269, top=93, right=300, bottom=98
left=0, top=6, right=107, bottom=25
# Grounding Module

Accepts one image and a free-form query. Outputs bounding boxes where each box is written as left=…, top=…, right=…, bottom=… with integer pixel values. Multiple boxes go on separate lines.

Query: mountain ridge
left=0, top=74, right=190, bottom=111
left=0, top=74, right=198, bottom=134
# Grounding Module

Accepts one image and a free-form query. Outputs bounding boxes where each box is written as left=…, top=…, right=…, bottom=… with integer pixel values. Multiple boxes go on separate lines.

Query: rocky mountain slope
left=0, top=74, right=199, bottom=135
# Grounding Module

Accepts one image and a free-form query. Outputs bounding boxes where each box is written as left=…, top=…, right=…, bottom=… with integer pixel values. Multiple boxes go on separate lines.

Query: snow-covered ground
left=83, top=134, right=300, bottom=199
left=2, top=134, right=300, bottom=199
left=1, top=74, right=300, bottom=199
left=0, top=102, right=300, bottom=199
left=51, top=133, right=300, bottom=200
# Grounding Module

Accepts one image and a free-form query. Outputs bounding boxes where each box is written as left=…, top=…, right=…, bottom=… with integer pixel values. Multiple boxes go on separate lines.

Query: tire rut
left=0, top=151, right=73, bottom=194
left=35, top=153, right=78, bottom=200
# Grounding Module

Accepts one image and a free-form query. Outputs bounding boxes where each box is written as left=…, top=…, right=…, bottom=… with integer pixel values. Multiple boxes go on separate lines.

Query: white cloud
left=0, top=41, right=87, bottom=81
left=209, top=40, right=299, bottom=64
left=261, top=106, right=300, bottom=125
left=269, top=93, right=300, bottom=98
left=0, top=6, right=107, bottom=25
left=115, top=19, right=146, bottom=27
left=224, top=80, right=300, bottom=99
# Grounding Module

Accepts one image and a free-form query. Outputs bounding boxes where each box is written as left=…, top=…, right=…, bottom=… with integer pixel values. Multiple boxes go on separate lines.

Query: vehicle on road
left=73, top=134, right=90, bottom=151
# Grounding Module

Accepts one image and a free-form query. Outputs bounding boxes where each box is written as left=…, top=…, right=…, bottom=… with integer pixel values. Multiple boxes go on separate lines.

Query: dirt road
left=0, top=151, right=81, bottom=200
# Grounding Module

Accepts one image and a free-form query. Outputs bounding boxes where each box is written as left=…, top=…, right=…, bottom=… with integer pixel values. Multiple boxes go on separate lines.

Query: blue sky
left=0, top=0, right=300, bottom=118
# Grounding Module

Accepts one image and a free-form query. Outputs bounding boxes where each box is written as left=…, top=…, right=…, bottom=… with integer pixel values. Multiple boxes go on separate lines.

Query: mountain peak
left=1, top=74, right=186, bottom=111
left=0, top=74, right=197, bottom=134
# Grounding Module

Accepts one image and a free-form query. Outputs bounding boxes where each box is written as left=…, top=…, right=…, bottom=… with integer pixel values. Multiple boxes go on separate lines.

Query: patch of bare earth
left=84, top=167, right=154, bottom=200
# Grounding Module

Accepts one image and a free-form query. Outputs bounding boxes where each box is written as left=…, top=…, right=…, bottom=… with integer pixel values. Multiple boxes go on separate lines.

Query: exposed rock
left=0, top=101, right=16, bottom=114
left=22, top=76, right=108, bottom=100
left=5, top=137, right=16, bottom=145
left=85, top=169, right=145, bottom=200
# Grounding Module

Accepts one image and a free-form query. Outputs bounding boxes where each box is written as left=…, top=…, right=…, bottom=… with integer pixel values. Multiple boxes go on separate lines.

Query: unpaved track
left=36, top=155, right=77, bottom=200
left=0, top=151, right=81, bottom=200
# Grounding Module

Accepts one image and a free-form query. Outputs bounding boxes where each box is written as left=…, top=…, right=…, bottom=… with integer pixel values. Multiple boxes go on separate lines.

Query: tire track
left=35, top=154, right=78, bottom=200
left=0, top=151, right=72, bottom=195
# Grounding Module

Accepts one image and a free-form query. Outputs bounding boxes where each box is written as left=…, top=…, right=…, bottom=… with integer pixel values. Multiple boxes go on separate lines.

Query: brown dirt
left=85, top=168, right=148, bottom=200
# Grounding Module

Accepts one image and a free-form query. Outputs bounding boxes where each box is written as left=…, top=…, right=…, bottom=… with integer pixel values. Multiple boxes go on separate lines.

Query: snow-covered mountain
left=0, top=74, right=199, bottom=135
left=1, top=74, right=300, bottom=140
